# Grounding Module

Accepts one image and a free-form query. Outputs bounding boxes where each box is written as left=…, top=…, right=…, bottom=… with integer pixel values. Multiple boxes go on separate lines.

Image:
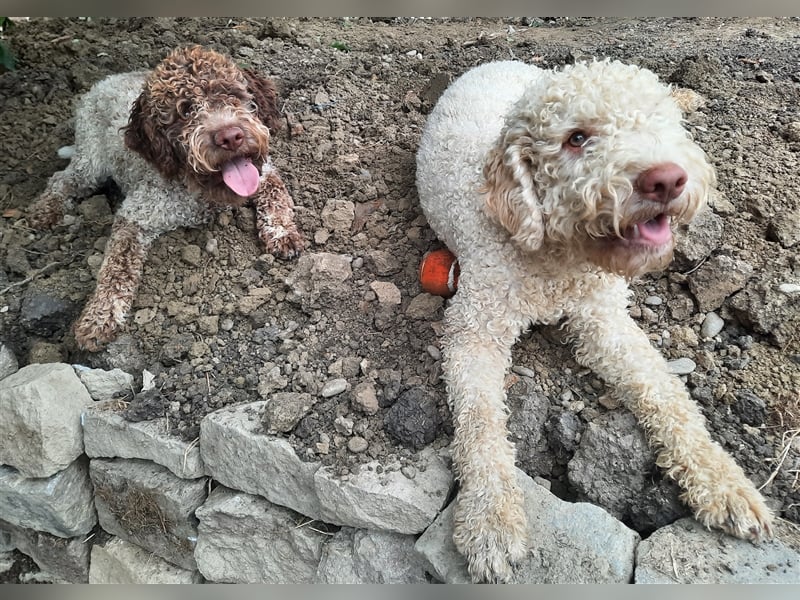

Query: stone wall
left=1, top=348, right=798, bottom=583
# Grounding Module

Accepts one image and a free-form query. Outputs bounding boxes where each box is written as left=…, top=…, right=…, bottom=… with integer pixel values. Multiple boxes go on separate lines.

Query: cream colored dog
left=416, top=59, right=772, bottom=583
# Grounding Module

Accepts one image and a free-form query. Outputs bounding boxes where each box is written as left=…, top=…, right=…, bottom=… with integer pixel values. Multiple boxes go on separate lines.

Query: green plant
left=330, top=40, right=350, bottom=53
left=0, top=17, right=15, bottom=71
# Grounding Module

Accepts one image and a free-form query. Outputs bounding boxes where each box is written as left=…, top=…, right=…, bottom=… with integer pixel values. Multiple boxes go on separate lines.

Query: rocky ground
left=0, top=17, right=799, bottom=581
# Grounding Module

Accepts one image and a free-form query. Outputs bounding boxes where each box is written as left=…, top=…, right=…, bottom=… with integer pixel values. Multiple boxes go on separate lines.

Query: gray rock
left=82, top=401, right=205, bottom=479
left=201, top=403, right=324, bottom=519
left=334, top=415, right=354, bottom=435
left=687, top=254, right=753, bottom=312
left=314, top=447, right=452, bottom=533
left=667, top=357, right=696, bottom=375
left=180, top=244, right=203, bottom=266
left=285, top=252, right=353, bottom=305
left=320, top=199, right=355, bottom=232
left=366, top=250, right=403, bottom=276
left=416, top=468, right=640, bottom=583
left=352, top=381, right=379, bottom=415
left=635, top=518, right=800, bottom=583
left=369, top=280, right=402, bottom=305
left=0, top=363, right=92, bottom=478
left=261, top=392, right=315, bottom=433
left=0, top=342, right=18, bottom=381
left=673, top=208, right=724, bottom=269
left=201, top=402, right=452, bottom=534
left=0, top=528, right=12, bottom=552
left=767, top=208, right=800, bottom=248
left=507, top=381, right=554, bottom=475
left=732, top=389, right=766, bottom=426
left=20, top=289, right=74, bottom=337
left=5, top=245, right=31, bottom=276
left=0, top=459, right=96, bottom=538
left=320, top=378, right=348, bottom=397
left=778, top=282, right=800, bottom=295
left=90, top=537, right=203, bottom=584
left=728, top=279, right=799, bottom=348
left=568, top=411, right=653, bottom=520
left=405, top=293, right=444, bottom=319
left=700, top=312, right=725, bottom=338
left=195, top=486, right=327, bottom=583
left=0, top=519, right=91, bottom=583
left=73, top=365, right=133, bottom=401
left=545, top=409, right=583, bottom=458
left=316, top=528, right=430, bottom=583
left=102, top=334, right=147, bottom=374
left=89, top=458, right=208, bottom=570
left=384, top=387, right=443, bottom=450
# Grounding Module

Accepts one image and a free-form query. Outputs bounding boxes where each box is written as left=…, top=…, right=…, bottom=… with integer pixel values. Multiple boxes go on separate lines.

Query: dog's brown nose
left=214, top=127, right=245, bottom=151
left=637, top=163, right=687, bottom=203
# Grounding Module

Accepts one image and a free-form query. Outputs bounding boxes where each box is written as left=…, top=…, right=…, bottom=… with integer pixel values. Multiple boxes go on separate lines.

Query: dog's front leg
left=442, top=292, right=528, bottom=583
left=566, top=286, right=773, bottom=541
left=252, top=162, right=304, bottom=259
left=73, top=217, right=150, bottom=352
left=28, top=156, right=105, bottom=229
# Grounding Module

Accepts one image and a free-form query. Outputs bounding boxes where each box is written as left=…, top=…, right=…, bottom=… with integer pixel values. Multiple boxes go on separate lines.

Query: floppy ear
left=123, top=92, right=182, bottom=179
left=482, top=138, right=544, bottom=252
left=243, top=69, right=283, bottom=132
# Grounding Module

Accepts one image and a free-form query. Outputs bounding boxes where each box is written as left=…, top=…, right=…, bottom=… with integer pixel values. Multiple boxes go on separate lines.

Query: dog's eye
left=177, top=99, right=194, bottom=119
left=566, top=130, right=590, bottom=148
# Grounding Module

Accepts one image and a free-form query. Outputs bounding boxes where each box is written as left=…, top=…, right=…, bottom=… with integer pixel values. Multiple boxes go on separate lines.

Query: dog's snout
left=637, top=163, right=687, bottom=203
left=214, top=126, right=245, bottom=151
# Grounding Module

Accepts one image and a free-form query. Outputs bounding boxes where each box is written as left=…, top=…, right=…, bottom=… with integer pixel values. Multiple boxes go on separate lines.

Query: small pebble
left=667, top=357, right=697, bottom=375
left=321, top=378, right=348, bottom=397
left=644, top=295, right=663, bottom=306
left=220, top=318, right=234, bottom=331
left=347, top=436, right=368, bottom=453
left=512, top=365, right=536, bottom=378
left=701, top=312, right=725, bottom=338
left=777, top=283, right=800, bottom=295
left=401, top=465, right=417, bottom=479
left=426, top=345, right=441, bottom=360
left=334, top=415, right=354, bottom=436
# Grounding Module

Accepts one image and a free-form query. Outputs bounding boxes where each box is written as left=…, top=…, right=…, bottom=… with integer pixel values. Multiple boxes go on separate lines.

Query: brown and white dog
left=29, top=46, right=303, bottom=350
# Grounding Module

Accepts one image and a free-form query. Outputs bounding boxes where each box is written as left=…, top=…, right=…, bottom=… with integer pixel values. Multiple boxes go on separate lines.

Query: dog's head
left=482, top=59, right=715, bottom=278
left=123, top=45, right=282, bottom=206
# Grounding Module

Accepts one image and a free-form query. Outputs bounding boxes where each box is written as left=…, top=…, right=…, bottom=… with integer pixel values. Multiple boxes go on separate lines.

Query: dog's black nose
left=637, top=163, right=687, bottom=203
left=214, top=127, right=245, bottom=151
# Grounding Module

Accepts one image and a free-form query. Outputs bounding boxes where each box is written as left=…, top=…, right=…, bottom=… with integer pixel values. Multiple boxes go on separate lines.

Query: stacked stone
left=2, top=339, right=799, bottom=584
left=0, top=344, right=204, bottom=583
left=0, top=357, right=96, bottom=582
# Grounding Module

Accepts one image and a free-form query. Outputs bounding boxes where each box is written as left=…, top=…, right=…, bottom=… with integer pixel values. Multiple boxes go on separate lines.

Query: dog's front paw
left=453, top=487, right=528, bottom=583
left=27, top=195, right=64, bottom=230
left=687, top=475, right=773, bottom=542
left=73, top=307, right=123, bottom=352
left=259, top=225, right=304, bottom=260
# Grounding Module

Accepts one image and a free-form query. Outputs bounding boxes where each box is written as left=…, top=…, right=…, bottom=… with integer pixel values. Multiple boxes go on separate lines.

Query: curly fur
left=28, top=46, right=303, bottom=351
left=416, top=59, right=772, bottom=583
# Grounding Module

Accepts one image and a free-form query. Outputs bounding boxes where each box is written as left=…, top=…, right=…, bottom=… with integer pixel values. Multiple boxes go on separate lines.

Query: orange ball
left=419, top=248, right=459, bottom=297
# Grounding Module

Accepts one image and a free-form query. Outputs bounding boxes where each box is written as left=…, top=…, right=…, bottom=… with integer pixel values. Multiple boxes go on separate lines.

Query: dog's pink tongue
left=637, top=215, right=672, bottom=245
left=222, top=157, right=260, bottom=197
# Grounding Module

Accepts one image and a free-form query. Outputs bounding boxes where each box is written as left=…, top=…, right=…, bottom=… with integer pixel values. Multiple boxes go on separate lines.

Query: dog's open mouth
left=619, top=213, right=672, bottom=247
left=221, top=156, right=260, bottom=197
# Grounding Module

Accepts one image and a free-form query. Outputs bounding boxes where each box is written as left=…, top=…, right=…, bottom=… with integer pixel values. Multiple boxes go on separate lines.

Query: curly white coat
left=417, top=59, right=772, bottom=583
